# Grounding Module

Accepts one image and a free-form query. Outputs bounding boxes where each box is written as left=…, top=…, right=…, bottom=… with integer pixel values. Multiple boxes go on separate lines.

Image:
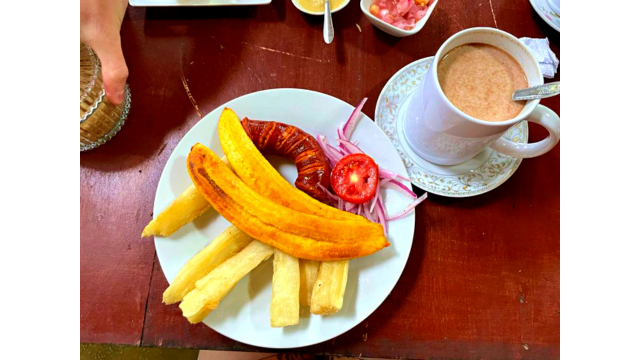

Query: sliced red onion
left=313, top=99, right=426, bottom=229
left=316, top=183, right=339, bottom=204
left=386, top=192, right=428, bottom=221
left=382, top=179, right=417, bottom=199
left=379, top=167, right=411, bottom=182
left=369, top=182, right=381, bottom=213
left=338, top=143, right=348, bottom=156
left=341, top=98, right=368, bottom=141
left=316, top=134, right=343, bottom=167
left=329, top=143, right=346, bottom=157
left=337, top=126, right=346, bottom=141
left=374, top=199, right=388, bottom=235
left=338, top=146, right=350, bottom=157
left=337, top=139, right=364, bottom=155
left=376, top=196, right=388, bottom=220
left=362, top=205, right=376, bottom=222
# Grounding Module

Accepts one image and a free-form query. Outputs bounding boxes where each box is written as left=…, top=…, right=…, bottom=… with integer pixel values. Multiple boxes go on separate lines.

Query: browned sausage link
left=241, top=118, right=331, bottom=203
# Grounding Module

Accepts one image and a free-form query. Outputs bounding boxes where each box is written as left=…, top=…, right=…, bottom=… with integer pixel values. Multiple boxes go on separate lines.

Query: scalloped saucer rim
left=374, top=57, right=529, bottom=198
left=530, top=0, right=560, bottom=32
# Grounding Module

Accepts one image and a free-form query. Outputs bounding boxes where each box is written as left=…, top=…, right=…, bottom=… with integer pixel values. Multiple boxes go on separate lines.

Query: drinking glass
left=80, top=42, right=131, bottom=151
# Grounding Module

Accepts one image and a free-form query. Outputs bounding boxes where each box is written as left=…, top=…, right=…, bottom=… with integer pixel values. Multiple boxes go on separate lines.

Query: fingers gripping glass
left=80, top=43, right=131, bottom=151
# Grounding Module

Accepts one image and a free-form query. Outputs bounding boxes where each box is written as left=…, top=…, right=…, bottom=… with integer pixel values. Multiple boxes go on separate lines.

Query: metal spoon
left=512, top=81, right=560, bottom=101
left=323, top=0, right=334, bottom=44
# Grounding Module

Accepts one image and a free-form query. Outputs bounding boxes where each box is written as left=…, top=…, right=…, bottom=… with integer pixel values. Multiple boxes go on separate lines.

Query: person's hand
left=81, top=0, right=129, bottom=105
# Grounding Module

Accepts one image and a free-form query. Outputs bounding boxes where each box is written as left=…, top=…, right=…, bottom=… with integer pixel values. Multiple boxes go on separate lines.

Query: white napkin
left=519, top=37, right=559, bottom=78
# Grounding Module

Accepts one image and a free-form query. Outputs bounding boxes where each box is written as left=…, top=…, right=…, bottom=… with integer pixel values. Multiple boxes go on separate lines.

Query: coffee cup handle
left=489, top=105, right=560, bottom=158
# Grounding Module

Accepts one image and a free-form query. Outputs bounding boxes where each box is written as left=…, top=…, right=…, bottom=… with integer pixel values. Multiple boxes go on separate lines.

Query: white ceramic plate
left=375, top=58, right=528, bottom=198
left=530, top=0, right=560, bottom=32
left=129, top=0, right=271, bottom=7
left=153, top=89, right=416, bottom=348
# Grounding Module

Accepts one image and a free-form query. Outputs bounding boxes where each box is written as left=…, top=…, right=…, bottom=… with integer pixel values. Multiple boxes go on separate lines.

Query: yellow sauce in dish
left=297, top=0, right=347, bottom=13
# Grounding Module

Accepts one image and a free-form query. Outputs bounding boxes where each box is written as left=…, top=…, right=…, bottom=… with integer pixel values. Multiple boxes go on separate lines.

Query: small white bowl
left=292, top=0, right=351, bottom=15
left=360, top=0, right=438, bottom=37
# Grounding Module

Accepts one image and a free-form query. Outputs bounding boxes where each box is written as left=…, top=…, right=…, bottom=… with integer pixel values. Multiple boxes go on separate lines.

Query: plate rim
left=374, top=57, right=528, bottom=198
left=153, top=88, right=416, bottom=348
left=529, top=0, right=560, bottom=32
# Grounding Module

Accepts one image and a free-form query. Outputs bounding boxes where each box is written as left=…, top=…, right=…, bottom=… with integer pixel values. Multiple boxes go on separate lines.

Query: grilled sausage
left=241, top=118, right=331, bottom=203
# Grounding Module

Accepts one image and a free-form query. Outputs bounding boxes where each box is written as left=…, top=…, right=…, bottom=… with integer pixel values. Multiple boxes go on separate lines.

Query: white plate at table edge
left=375, top=57, right=529, bottom=198
left=129, top=0, right=271, bottom=7
left=153, top=88, right=416, bottom=349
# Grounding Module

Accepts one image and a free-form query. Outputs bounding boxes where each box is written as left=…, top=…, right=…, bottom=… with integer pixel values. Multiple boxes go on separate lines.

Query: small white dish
left=360, top=0, right=438, bottom=37
left=292, top=0, right=350, bottom=15
left=530, top=0, right=560, bottom=32
left=375, top=57, right=529, bottom=197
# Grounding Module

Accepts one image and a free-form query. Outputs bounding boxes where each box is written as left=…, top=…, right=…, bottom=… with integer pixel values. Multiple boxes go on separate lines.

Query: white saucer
left=530, top=0, right=560, bottom=32
left=375, top=57, right=529, bottom=198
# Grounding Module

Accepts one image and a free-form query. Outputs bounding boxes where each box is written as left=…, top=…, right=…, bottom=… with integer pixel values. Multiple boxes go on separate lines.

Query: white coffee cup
left=403, top=27, right=560, bottom=166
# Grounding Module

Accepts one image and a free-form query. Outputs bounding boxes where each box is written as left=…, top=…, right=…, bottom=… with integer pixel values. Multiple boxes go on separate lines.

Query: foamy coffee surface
left=437, top=43, right=528, bottom=122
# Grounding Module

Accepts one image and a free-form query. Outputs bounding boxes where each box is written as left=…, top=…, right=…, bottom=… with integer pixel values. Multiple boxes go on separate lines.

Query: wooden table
left=80, top=0, right=560, bottom=358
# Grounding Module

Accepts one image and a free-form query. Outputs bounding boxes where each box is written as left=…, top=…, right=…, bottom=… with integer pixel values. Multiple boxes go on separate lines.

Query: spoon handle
left=512, top=82, right=560, bottom=101
left=323, top=0, right=334, bottom=44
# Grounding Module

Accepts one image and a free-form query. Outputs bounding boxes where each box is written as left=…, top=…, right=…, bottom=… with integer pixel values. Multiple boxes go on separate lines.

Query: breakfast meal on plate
left=369, top=0, right=432, bottom=30
left=143, top=100, right=426, bottom=327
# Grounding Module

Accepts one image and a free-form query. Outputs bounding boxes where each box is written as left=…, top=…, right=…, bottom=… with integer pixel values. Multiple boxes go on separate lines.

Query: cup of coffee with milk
left=404, top=27, right=560, bottom=165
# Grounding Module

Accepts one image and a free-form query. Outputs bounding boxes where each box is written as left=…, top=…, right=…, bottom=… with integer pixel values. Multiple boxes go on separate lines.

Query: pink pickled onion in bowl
left=369, top=0, right=431, bottom=30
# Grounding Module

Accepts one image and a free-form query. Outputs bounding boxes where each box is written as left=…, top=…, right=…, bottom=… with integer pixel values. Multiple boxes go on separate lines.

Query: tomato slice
left=330, top=154, right=379, bottom=204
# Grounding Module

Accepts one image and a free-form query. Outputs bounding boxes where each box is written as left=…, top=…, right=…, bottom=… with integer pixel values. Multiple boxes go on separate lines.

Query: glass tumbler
left=80, top=42, right=131, bottom=151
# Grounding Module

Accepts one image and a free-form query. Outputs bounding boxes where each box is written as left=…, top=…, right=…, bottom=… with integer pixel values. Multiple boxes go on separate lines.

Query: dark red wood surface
left=80, top=0, right=560, bottom=358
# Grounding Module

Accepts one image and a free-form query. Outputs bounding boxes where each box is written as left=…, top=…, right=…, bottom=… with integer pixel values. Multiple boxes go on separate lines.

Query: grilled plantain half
left=187, top=143, right=389, bottom=261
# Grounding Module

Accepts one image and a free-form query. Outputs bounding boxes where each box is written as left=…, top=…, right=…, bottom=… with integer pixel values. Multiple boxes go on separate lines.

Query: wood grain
left=80, top=0, right=559, bottom=358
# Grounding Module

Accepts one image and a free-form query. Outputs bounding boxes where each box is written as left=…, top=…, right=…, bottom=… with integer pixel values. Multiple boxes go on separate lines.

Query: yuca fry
left=310, top=260, right=349, bottom=316
left=162, top=225, right=253, bottom=305
left=141, top=157, right=230, bottom=238
left=180, top=240, right=273, bottom=324
left=270, top=249, right=300, bottom=327
left=299, top=259, right=320, bottom=306
left=141, top=184, right=210, bottom=237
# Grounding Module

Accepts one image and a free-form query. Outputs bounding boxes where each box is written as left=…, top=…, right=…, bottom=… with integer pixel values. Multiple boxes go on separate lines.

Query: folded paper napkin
left=519, top=37, right=559, bottom=78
